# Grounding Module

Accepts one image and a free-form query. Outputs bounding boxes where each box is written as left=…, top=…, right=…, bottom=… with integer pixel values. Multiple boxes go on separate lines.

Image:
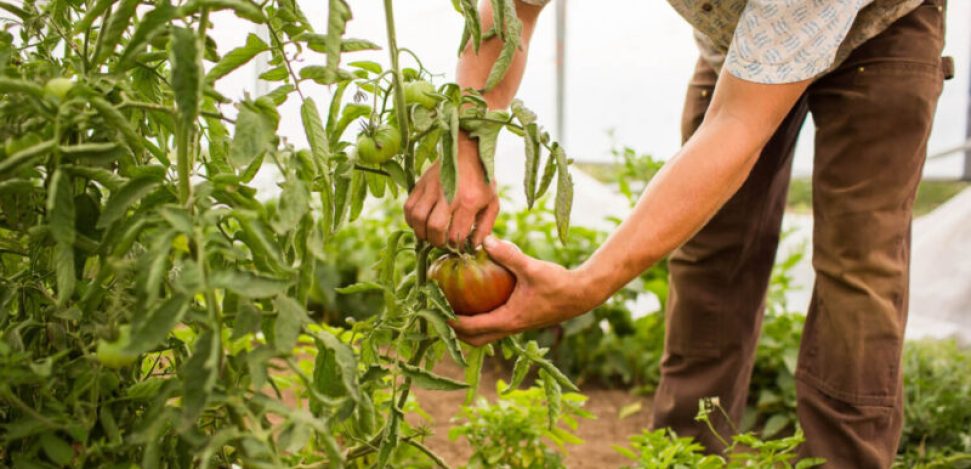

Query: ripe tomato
left=356, top=125, right=401, bottom=164
left=429, top=249, right=515, bottom=316
left=96, top=325, right=139, bottom=369
left=404, top=80, right=437, bottom=109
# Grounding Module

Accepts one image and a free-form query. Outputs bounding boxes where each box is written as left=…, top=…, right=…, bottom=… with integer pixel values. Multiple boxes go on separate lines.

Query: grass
left=576, top=162, right=969, bottom=216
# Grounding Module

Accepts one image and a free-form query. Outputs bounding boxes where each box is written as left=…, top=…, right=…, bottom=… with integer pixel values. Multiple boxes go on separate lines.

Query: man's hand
left=404, top=132, right=499, bottom=247
left=449, top=236, right=601, bottom=346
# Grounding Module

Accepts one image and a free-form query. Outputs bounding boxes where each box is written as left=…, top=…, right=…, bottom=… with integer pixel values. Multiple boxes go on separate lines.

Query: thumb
left=483, top=236, right=530, bottom=275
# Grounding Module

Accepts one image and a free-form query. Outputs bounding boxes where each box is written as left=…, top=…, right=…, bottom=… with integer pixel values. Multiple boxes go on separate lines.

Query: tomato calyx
left=428, top=247, right=516, bottom=316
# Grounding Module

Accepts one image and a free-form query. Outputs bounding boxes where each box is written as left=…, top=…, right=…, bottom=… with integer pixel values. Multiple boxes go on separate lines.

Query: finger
left=425, top=198, right=451, bottom=247
left=408, top=189, right=438, bottom=241
left=471, top=199, right=500, bottom=247
left=403, top=182, right=426, bottom=229
left=482, top=236, right=530, bottom=275
left=457, top=331, right=509, bottom=347
left=447, top=204, right=477, bottom=247
left=449, top=307, right=511, bottom=337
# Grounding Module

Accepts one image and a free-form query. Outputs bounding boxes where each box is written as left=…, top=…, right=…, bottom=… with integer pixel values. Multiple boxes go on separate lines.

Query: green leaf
left=313, top=330, right=361, bottom=402
left=341, top=38, right=380, bottom=52
left=61, top=142, right=127, bottom=166
left=417, top=309, right=466, bottom=367
left=189, top=0, right=264, bottom=23
left=171, top=27, right=202, bottom=128
left=46, top=169, right=75, bottom=246
left=301, top=97, right=330, bottom=164
left=210, top=270, right=290, bottom=298
left=53, top=243, right=75, bottom=306
left=510, top=99, right=537, bottom=126
left=74, top=0, right=112, bottom=34
left=484, top=0, right=521, bottom=91
left=465, top=345, right=491, bottom=405
left=536, top=150, right=557, bottom=200
left=376, top=406, right=401, bottom=468
left=181, top=330, right=220, bottom=429
left=128, top=294, right=190, bottom=354
left=553, top=144, right=573, bottom=244
left=503, top=355, right=529, bottom=394
left=299, top=65, right=350, bottom=85
left=761, top=413, right=791, bottom=439
left=523, top=123, right=541, bottom=208
left=348, top=171, right=366, bottom=222
left=117, top=2, right=177, bottom=70
left=440, top=107, right=460, bottom=202
left=335, top=281, right=386, bottom=295
left=270, top=178, right=309, bottom=235
left=207, top=33, right=269, bottom=82
left=97, top=175, right=160, bottom=229
left=400, top=362, right=468, bottom=391
left=466, top=112, right=504, bottom=184
left=0, top=139, right=55, bottom=178
left=94, top=0, right=139, bottom=66
left=89, top=97, right=147, bottom=157
left=0, top=77, right=44, bottom=99
left=330, top=103, right=370, bottom=143
left=326, top=0, right=352, bottom=72
left=540, top=369, right=562, bottom=430
left=40, top=432, right=73, bottom=466
left=273, top=296, right=308, bottom=353
left=229, top=103, right=275, bottom=169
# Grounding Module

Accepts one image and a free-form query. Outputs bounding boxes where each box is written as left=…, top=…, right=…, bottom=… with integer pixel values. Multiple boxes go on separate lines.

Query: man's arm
left=451, top=72, right=811, bottom=345
left=403, top=0, right=544, bottom=247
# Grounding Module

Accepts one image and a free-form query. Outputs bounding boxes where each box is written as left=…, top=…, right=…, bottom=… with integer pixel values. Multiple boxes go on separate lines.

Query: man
left=403, top=0, right=950, bottom=466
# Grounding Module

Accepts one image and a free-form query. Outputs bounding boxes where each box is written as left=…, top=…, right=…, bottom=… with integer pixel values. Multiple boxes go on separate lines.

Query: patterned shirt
left=520, top=0, right=923, bottom=84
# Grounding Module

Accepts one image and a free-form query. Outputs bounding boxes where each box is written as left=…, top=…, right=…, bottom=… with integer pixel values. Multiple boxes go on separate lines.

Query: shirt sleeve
left=725, top=0, right=873, bottom=84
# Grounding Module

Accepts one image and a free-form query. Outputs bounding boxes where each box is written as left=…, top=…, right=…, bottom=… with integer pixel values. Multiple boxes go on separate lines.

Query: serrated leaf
left=440, top=107, right=460, bottom=202
left=314, top=330, right=361, bottom=402
left=207, top=33, right=269, bottom=82
left=467, top=113, right=503, bottom=184
left=171, top=27, right=202, bottom=127
left=301, top=97, right=330, bottom=164
left=503, top=355, right=529, bottom=394
left=541, top=369, right=562, bottom=430
left=46, top=169, right=75, bottom=246
left=117, top=3, right=177, bottom=70
left=348, top=171, right=366, bottom=222
left=210, top=270, right=290, bottom=298
left=417, top=309, right=466, bottom=367
left=181, top=330, right=219, bottom=429
left=523, top=123, right=540, bottom=207
left=127, top=294, right=190, bottom=354
left=94, top=0, right=139, bottom=66
left=536, top=150, right=557, bottom=200
left=400, top=362, right=468, bottom=391
left=553, top=144, right=573, bottom=244
left=326, top=0, right=352, bottom=72
left=97, top=175, right=160, bottom=229
left=272, top=296, right=308, bottom=353
left=464, top=345, right=488, bottom=404
left=484, top=0, right=521, bottom=91
left=53, top=243, right=75, bottom=306
left=335, top=282, right=385, bottom=295
left=229, top=103, right=275, bottom=169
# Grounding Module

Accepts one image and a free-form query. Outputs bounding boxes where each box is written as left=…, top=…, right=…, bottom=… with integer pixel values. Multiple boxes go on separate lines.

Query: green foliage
left=0, top=0, right=574, bottom=466
left=896, top=340, right=971, bottom=468
left=449, top=379, right=593, bottom=469
left=616, top=399, right=824, bottom=469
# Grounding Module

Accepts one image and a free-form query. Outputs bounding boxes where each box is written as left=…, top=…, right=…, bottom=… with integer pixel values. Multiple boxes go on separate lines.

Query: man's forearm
left=457, top=0, right=542, bottom=110
left=577, top=73, right=810, bottom=304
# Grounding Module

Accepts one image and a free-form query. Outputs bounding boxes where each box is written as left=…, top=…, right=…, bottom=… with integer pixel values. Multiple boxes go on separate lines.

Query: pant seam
left=795, top=369, right=897, bottom=408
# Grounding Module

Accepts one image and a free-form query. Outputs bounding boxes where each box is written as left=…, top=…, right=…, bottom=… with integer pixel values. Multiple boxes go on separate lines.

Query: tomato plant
left=430, top=249, right=516, bottom=316
left=0, top=0, right=576, bottom=466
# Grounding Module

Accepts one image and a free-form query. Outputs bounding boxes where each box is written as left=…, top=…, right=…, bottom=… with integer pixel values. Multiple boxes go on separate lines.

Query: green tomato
left=404, top=80, right=437, bottom=109
left=96, top=325, right=139, bottom=369
left=44, top=77, right=74, bottom=100
left=356, top=125, right=401, bottom=164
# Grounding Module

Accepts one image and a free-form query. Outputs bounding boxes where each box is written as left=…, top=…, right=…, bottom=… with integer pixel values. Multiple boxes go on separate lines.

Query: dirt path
left=409, top=357, right=654, bottom=468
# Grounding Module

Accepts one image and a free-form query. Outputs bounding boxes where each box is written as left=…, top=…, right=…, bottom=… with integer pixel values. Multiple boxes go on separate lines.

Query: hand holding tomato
left=404, top=132, right=499, bottom=248
left=448, top=236, right=603, bottom=346
left=430, top=248, right=516, bottom=316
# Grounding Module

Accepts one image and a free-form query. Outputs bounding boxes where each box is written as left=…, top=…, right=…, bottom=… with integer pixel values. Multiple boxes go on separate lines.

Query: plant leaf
left=207, top=33, right=268, bottom=82
left=127, top=294, right=190, bottom=354
left=400, top=362, right=468, bottom=391
left=553, top=144, right=573, bottom=244
left=272, top=295, right=308, bottom=353
left=97, top=175, right=160, bottom=229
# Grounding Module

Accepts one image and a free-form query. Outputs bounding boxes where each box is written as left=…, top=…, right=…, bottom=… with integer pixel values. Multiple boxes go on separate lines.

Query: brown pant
left=650, top=1, right=948, bottom=467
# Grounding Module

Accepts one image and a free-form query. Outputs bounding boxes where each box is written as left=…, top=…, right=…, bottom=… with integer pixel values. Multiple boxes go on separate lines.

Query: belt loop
left=941, top=56, right=954, bottom=80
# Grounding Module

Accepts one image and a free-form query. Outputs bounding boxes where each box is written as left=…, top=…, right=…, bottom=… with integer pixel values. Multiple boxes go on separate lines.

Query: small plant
left=449, top=377, right=593, bottom=469
left=616, top=398, right=825, bottom=469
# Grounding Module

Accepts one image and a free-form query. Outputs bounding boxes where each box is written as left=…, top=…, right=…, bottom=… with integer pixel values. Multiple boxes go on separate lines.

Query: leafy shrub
left=449, top=378, right=592, bottom=469
left=0, top=0, right=579, bottom=466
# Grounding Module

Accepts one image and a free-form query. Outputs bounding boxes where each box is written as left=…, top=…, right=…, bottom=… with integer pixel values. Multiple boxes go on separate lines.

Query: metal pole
left=965, top=7, right=971, bottom=180
left=555, top=0, right=567, bottom=145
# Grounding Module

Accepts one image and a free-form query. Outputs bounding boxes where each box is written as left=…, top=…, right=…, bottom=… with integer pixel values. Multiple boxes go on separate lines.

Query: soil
left=408, top=356, right=654, bottom=469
